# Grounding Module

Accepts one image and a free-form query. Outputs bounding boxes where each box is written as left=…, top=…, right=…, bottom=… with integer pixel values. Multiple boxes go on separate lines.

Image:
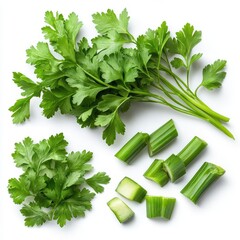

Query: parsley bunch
left=10, top=9, right=233, bottom=145
left=8, top=133, right=110, bottom=227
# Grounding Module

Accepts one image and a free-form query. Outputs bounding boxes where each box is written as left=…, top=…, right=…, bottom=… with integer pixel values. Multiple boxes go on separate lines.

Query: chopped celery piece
left=163, top=154, right=186, bottom=182
left=115, top=132, right=149, bottom=164
left=143, top=159, right=169, bottom=187
left=148, top=119, right=178, bottom=157
left=107, top=197, right=134, bottom=223
left=177, top=136, right=207, bottom=166
left=116, top=177, right=147, bottom=203
left=181, top=162, right=225, bottom=204
left=146, top=196, right=176, bottom=219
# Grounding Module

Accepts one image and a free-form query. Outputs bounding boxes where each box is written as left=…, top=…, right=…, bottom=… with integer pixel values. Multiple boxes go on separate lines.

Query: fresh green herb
left=143, top=159, right=169, bottom=187
left=148, top=119, right=178, bottom=156
left=107, top=197, right=134, bottom=223
left=116, top=177, right=147, bottom=203
left=8, top=133, right=110, bottom=227
left=115, top=132, right=149, bottom=164
left=181, top=162, right=225, bottom=204
left=146, top=195, right=176, bottom=219
left=10, top=9, right=233, bottom=145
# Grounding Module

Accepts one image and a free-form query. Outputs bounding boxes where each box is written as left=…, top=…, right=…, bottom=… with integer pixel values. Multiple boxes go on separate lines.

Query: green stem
left=181, top=162, right=225, bottom=204
left=159, top=76, right=233, bottom=138
left=177, top=136, right=207, bottom=167
left=148, top=119, right=178, bottom=156
left=146, top=195, right=176, bottom=219
left=115, top=132, right=149, bottom=164
left=116, top=177, right=147, bottom=203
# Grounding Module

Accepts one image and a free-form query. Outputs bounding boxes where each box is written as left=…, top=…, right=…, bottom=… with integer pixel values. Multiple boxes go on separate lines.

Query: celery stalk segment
left=116, top=177, right=147, bottom=203
left=181, top=162, right=225, bottom=204
left=115, top=132, right=149, bottom=164
left=143, top=159, right=169, bottom=187
left=146, top=195, right=176, bottom=219
left=107, top=197, right=134, bottom=223
left=163, top=154, right=186, bottom=182
left=177, top=136, right=207, bottom=166
left=148, top=119, right=178, bottom=157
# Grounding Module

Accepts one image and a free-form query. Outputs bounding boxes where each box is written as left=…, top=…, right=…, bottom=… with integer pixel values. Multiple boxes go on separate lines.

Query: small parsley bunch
left=8, top=133, right=110, bottom=227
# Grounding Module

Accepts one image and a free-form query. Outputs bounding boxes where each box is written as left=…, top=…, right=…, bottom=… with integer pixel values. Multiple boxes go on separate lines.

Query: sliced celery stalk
left=177, top=136, right=207, bottom=166
left=181, top=162, right=225, bottom=204
left=143, top=159, right=169, bottom=187
left=146, top=195, right=176, bottom=219
left=107, top=197, right=134, bottom=223
left=148, top=119, right=178, bottom=157
left=116, top=177, right=147, bottom=203
left=163, top=154, right=186, bottom=182
left=115, top=132, right=149, bottom=164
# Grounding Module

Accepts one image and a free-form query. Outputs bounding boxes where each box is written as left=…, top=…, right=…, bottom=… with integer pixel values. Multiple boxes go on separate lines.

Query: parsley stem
left=158, top=75, right=234, bottom=138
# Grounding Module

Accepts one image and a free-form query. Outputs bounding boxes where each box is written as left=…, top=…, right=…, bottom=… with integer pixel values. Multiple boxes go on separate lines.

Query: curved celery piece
left=181, top=162, right=225, bottom=204
left=143, top=159, right=169, bottom=187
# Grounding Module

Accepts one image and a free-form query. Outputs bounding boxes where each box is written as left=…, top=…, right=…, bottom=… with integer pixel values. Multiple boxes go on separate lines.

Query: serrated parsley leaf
left=86, top=172, right=111, bottom=193
left=42, top=11, right=83, bottom=62
left=92, top=8, right=129, bottom=35
left=100, top=53, right=138, bottom=83
left=9, top=96, right=32, bottom=124
left=201, top=60, right=227, bottom=90
left=168, top=23, right=201, bottom=58
left=8, top=176, right=30, bottom=204
left=145, top=21, right=170, bottom=56
left=95, top=111, right=125, bottom=145
left=20, top=202, right=50, bottom=227
left=53, top=189, right=95, bottom=227
left=12, top=137, right=35, bottom=168
left=12, top=72, right=42, bottom=97
left=92, top=30, right=131, bottom=58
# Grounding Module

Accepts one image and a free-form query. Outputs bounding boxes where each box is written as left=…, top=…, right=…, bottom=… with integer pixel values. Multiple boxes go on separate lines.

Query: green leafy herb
left=8, top=133, right=110, bottom=227
left=10, top=9, right=233, bottom=145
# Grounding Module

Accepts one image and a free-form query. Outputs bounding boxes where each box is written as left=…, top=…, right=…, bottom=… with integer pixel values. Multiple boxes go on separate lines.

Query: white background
left=0, top=0, right=239, bottom=239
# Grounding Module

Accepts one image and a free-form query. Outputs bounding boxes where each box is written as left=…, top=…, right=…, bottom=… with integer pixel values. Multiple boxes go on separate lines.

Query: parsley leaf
left=86, top=172, right=111, bottom=193
left=20, top=202, right=50, bottom=227
left=8, top=134, right=110, bottom=227
left=201, top=60, right=227, bottom=90
left=92, top=8, right=129, bottom=35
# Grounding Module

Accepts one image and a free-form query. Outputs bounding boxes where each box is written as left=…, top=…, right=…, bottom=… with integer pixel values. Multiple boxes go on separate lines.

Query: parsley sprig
left=10, top=9, right=233, bottom=145
left=8, top=133, right=110, bottom=227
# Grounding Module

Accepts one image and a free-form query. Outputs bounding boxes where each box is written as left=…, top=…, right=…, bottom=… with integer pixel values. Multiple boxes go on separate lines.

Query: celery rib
left=181, top=162, right=225, bottom=204
left=115, top=132, right=149, bottom=164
